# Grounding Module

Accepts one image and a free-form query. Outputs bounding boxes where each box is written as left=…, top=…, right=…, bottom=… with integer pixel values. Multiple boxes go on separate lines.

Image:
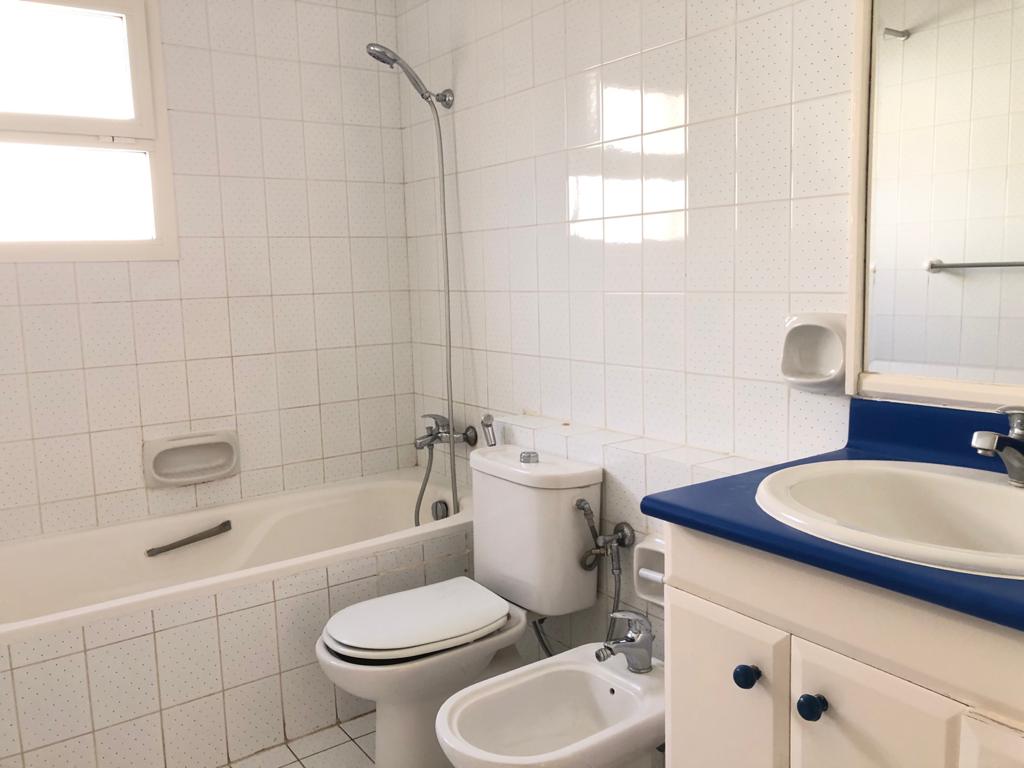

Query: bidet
left=436, top=643, right=665, bottom=768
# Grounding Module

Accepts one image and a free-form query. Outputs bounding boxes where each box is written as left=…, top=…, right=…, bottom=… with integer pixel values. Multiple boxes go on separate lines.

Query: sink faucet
left=595, top=610, right=654, bottom=674
left=972, top=406, right=1024, bottom=487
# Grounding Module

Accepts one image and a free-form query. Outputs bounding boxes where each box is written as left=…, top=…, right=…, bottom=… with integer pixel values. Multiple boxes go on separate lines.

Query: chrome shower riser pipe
left=366, top=42, right=458, bottom=515
left=427, top=98, right=459, bottom=517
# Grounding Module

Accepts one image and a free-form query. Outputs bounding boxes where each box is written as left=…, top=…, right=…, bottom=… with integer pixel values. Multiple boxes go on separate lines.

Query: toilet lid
left=323, top=577, right=510, bottom=658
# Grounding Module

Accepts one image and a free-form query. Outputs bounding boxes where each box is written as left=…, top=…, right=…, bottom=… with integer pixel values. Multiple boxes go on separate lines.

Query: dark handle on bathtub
left=146, top=520, right=232, bottom=557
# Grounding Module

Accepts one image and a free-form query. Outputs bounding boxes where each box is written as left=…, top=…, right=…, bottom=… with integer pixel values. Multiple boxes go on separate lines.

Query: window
left=0, top=0, right=176, bottom=261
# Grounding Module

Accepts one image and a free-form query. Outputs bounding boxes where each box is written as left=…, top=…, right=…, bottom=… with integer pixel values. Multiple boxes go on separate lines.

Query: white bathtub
left=0, top=468, right=470, bottom=643
left=0, top=469, right=475, bottom=765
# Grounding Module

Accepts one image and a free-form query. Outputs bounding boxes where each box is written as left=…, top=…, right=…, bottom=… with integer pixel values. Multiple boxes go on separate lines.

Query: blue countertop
left=641, top=399, right=1024, bottom=633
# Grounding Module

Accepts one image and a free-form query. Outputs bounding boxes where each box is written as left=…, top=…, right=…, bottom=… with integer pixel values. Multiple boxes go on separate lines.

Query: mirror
left=864, top=1, right=1024, bottom=388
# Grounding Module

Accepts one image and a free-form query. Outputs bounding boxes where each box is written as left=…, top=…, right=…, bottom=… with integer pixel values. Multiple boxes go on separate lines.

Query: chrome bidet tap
left=972, top=406, right=1024, bottom=487
left=595, top=610, right=654, bottom=674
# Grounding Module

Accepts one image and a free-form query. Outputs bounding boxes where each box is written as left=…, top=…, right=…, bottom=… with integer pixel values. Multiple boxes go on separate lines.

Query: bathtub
left=0, top=467, right=471, bottom=643
left=0, top=468, right=475, bottom=765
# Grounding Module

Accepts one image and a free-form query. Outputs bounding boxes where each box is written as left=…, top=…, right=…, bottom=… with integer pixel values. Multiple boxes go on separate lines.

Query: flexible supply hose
left=532, top=620, right=555, bottom=657
left=533, top=535, right=626, bottom=657
left=413, top=442, right=434, bottom=527
left=606, top=553, right=623, bottom=642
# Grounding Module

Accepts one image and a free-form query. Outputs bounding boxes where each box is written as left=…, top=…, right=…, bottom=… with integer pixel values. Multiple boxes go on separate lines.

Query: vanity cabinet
left=790, top=638, right=964, bottom=768
left=665, top=589, right=1024, bottom=768
left=959, top=714, right=1024, bottom=768
left=666, top=588, right=790, bottom=767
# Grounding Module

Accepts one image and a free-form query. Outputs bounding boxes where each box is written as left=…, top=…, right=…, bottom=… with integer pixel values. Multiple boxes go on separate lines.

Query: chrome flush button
left=520, top=451, right=539, bottom=464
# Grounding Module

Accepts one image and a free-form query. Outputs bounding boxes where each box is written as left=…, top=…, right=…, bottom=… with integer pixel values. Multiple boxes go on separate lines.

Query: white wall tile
left=85, top=367, right=141, bottom=431
left=94, top=714, right=164, bottom=768
left=162, top=694, right=227, bottom=768
left=281, top=664, right=336, bottom=739
left=225, top=676, right=284, bottom=761
left=29, top=371, right=89, bottom=438
left=86, top=636, right=159, bottom=729
left=34, top=436, right=93, bottom=504
left=218, top=604, right=279, bottom=688
left=14, top=654, right=92, bottom=750
left=0, top=673, right=20, bottom=757
left=21, top=734, right=95, bottom=768
left=21, top=306, right=82, bottom=372
left=156, top=619, right=222, bottom=708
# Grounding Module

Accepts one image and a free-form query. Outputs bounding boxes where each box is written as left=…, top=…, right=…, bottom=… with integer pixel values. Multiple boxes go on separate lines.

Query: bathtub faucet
left=416, top=414, right=478, bottom=449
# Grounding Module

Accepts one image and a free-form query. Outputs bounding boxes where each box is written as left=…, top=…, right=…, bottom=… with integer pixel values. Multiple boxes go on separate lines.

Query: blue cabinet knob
left=797, top=693, right=829, bottom=722
left=732, top=664, right=762, bottom=689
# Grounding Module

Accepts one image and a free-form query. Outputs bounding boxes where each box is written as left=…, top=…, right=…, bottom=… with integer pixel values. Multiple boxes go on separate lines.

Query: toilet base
left=371, top=645, right=525, bottom=768
left=374, top=693, right=452, bottom=768
left=317, top=608, right=529, bottom=768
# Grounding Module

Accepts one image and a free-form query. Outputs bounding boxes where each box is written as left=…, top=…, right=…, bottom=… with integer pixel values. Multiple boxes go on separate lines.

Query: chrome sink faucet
left=595, top=610, right=654, bottom=674
left=972, top=406, right=1024, bottom=487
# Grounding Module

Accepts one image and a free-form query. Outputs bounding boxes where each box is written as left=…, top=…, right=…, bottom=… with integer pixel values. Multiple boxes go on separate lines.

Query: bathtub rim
left=0, top=468, right=473, bottom=645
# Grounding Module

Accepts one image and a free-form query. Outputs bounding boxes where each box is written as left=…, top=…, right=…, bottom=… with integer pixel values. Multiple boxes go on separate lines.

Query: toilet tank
left=469, top=446, right=602, bottom=617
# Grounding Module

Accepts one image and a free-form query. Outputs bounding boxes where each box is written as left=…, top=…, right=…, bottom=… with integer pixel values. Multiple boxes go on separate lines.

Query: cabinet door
left=791, top=638, right=965, bottom=768
left=959, top=713, right=1024, bottom=768
left=665, top=588, right=791, bottom=768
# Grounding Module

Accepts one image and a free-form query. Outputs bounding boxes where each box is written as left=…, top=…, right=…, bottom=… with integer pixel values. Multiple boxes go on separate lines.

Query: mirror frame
left=846, top=0, right=1016, bottom=411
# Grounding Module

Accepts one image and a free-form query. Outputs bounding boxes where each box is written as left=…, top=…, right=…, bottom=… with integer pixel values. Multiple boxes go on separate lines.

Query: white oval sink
left=755, top=460, right=1024, bottom=579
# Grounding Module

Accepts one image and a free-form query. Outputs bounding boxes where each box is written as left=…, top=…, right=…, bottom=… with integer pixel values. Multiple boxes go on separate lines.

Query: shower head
left=366, top=42, right=400, bottom=67
left=365, top=42, right=454, bottom=109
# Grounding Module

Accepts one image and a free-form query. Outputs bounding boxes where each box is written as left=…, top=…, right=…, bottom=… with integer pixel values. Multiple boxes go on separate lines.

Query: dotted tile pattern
left=0, top=530, right=471, bottom=767
left=0, top=0, right=416, bottom=544
left=396, top=0, right=854, bottom=479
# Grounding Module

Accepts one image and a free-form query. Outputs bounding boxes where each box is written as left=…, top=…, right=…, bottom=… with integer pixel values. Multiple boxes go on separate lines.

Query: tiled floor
left=230, top=713, right=376, bottom=767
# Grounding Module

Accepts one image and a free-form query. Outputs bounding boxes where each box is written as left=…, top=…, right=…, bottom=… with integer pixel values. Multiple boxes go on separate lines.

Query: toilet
left=316, top=446, right=603, bottom=768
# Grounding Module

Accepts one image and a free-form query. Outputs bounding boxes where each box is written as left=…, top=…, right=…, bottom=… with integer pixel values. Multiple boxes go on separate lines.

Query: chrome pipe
left=428, top=96, right=459, bottom=516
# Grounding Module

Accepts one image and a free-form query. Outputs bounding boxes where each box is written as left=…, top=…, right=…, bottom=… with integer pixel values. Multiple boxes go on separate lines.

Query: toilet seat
left=322, top=576, right=511, bottom=662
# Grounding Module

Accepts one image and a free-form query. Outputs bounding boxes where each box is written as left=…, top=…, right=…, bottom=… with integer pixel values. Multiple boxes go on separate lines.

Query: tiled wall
left=0, top=524, right=471, bottom=768
left=867, top=0, right=1024, bottom=384
left=0, top=0, right=418, bottom=542
left=398, top=0, right=856, bottom=483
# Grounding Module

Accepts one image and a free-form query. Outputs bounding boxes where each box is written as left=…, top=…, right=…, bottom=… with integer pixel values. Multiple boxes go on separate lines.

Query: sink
left=755, top=460, right=1024, bottom=579
left=435, top=643, right=664, bottom=768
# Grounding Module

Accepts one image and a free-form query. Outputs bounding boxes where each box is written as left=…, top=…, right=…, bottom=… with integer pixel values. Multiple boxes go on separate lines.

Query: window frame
left=0, top=0, right=178, bottom=262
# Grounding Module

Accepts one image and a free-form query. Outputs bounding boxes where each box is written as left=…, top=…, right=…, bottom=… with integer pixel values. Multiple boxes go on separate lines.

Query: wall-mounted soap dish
left=781, top=313, right=846, bottom=393
left=143, top=430, right=240, bottom=488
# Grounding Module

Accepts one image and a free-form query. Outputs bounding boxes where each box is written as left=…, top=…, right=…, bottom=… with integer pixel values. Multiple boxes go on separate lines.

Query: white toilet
left=316, top=446, right=603, bottom=768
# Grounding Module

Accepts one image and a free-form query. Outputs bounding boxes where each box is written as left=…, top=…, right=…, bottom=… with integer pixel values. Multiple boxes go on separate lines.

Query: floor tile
left=300, top=741, right=373, bottom=767
left=354, top=733, right=375, bottom=761
left=339, top=712, right=375, bottom=739
left=287, top=725, right=348, bottom=759
left=231, top=744, right=296, bottom=767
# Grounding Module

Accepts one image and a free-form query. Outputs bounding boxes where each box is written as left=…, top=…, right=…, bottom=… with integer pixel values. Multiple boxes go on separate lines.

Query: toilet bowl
left=317, top=576, right=528, bottom=768
left=436, top=643, right=665, bottom=768
left=317, top=447, right=604, bottom=768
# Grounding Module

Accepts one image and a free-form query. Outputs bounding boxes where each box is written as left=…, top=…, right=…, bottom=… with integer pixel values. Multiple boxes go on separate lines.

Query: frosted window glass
left=0, top=143, right=155, bottom=241
left=0, top=1, right=135, bottom=120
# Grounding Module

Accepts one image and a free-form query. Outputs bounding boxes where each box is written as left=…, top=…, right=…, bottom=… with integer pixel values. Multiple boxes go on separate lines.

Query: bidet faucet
left=972, top=406, right=1024, bottom=487
left=595, top=610, right=654, bottom=674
